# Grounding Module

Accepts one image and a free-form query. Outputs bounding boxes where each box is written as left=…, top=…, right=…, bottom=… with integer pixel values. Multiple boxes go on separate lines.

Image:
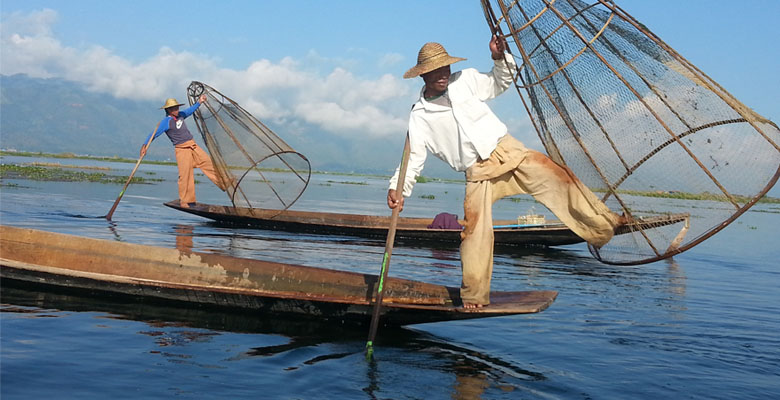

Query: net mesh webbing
left=481, top=0, right=780, bottom=264
left=186, top=81, right=310, bottom=216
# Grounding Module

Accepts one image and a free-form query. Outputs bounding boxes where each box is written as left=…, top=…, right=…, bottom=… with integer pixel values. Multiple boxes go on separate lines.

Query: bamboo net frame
left=187, top=81, right=311, bottom=217
left=481, top=0, right=780, bottom=264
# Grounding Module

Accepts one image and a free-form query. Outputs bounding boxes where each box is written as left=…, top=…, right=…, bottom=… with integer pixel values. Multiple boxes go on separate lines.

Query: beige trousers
left=460, top=135, right=618, bottom=305
left=173, top=140, right=224, bottom=205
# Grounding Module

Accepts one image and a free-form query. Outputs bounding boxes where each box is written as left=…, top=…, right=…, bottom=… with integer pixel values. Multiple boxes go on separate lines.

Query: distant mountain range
left=0, top=74, right=459, bottom=178
left=1, top=74, right=161, bottom=159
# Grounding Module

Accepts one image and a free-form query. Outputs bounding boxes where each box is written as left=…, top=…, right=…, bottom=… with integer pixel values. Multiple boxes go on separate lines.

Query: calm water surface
left=1, top=156, right=779, bottom=399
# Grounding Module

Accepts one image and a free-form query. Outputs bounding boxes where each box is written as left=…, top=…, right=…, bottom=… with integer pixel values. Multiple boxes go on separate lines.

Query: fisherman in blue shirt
left=140, top=94, right=227, bottom=208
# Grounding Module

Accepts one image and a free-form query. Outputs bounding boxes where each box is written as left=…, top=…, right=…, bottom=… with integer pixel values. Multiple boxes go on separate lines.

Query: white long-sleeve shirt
left=389, top=53, right=517, bottom=197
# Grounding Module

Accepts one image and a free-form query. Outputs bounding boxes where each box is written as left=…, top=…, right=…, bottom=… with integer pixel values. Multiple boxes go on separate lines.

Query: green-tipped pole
left=366, top=135, right=410, bottom=359
left=105, top=121, right=161, bottom=220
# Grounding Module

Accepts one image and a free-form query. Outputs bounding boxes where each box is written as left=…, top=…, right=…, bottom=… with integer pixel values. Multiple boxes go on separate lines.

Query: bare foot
left=617, top=212, right=630, bottom=226
left=614, top=212, right=632, bottom=233
left=463, top=302, right=484, bottom=310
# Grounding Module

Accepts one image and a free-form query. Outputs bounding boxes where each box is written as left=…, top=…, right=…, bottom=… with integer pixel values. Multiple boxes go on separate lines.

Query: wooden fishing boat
left=164, top=200, right=690, bottom=248
left=0, top=225, right=557, bottom=326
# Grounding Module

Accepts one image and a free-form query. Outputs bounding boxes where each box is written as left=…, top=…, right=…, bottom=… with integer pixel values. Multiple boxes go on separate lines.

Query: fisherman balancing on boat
left=140, top=94, right=228, bottom=208
left=387, top=36, right=627, bottom=309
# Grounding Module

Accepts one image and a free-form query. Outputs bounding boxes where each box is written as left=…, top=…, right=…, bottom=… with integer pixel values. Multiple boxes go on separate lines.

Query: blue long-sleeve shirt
left=142, top=102, right=201, bottom=146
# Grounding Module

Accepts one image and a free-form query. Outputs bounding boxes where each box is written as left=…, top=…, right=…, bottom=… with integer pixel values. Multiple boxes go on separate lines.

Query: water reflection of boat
left=0, top=225, right=556, bottom=326
left=2, top=284, right=548, bottom=394
left=165, top=200, right=689, bottom=249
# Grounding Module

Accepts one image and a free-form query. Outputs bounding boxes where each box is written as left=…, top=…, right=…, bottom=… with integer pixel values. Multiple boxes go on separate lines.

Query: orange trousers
left=460, top=135, right=619, bottom=305
left=173, top=140, right=224, bottom=205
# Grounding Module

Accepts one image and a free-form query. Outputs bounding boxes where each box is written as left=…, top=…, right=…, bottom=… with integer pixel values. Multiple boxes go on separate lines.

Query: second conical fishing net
left=186, top=81, right=311, bottom=215
left=481, top=0, right=780, bottom=264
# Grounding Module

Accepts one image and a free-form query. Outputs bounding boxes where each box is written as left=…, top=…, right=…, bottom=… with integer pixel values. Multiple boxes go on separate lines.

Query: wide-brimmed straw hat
left=403, top=42, right=466, bottom=79
left=160, top=98, right=184, bottom=109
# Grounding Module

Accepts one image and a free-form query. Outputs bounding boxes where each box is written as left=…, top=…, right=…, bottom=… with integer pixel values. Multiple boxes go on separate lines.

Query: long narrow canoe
left=0, top=225, right=557, bottom=326
left=164, top=200, right=689, bottom=248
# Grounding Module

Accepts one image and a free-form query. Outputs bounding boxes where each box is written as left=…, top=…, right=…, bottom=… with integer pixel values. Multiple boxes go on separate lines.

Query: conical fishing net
left=186, top=81, right=311, bottom=215
left=481, top=0, right=780, bottom=264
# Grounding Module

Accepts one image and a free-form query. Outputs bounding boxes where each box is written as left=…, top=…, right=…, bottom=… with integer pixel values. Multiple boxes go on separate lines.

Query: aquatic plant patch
left=0, top=164, right=163, bottom=184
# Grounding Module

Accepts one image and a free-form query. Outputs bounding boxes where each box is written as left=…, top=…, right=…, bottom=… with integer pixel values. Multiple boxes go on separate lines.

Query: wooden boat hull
left=0, top=225, right=557, bottom=326
left=164, top=201, right=691, bottom=249
left=164, top=201, right=585, bottom=247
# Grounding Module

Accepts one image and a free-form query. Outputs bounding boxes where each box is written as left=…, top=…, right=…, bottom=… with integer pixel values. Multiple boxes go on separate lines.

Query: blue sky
left=2, top=0, right=778, bottom=152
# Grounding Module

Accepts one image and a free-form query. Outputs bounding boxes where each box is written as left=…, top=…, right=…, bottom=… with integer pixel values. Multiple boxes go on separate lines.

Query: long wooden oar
left=366, top=134, right=411, bottom=359
left=105, top=121, right=161, bottom=220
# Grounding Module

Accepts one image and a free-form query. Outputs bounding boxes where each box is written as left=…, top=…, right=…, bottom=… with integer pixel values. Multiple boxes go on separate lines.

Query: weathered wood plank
left=0, top=225, right=557, bottom=326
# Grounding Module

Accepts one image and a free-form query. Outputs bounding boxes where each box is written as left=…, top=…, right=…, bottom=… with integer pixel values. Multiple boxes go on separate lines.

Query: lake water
left=1, top=155, right=779, bottom=399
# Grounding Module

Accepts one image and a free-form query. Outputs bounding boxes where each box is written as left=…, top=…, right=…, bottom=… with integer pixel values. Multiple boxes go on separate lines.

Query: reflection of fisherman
left=140, top=95, right=227, bottom=208
left=388, top=37, right=625, bottom=308
left=174, top=224, right=194, bottom=253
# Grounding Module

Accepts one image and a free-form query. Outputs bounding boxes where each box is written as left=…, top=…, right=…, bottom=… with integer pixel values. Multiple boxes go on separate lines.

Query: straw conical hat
left=403, top=42, right=466, bottom=79
left=160, top=98, right=184, bottom=109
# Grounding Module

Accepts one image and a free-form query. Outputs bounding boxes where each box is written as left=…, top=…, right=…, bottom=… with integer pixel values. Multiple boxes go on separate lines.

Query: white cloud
left=1, top=8, right=57, bottom=37
left=377, top=52, right=404, bottom=69
left=0, top=9, right=412, bottom=139
left=294, top=101, right=406, bottom=137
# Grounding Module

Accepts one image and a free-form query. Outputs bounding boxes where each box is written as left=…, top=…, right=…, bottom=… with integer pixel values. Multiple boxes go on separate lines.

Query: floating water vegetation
left=419, top=194, right=435, bottom=200
left=593, top=188, right=780, bottom=204
left=2, top=150, right=390, bottom=179
left=415, top=175, right=460, bottom=184
left=30, top=162, right=111, bottom=171
left=327, top=180, right=367, bottom=185
left=1, top=150, right=176, bottom=166
left=750, top=208, right=780, bottom=214
left=0, top=164, right=163, bottom=184
left=5, top=150, right=778, bottom=204
left=506, top=196, right=536, bottom=203
left=506, top=189, right=780, bottom=204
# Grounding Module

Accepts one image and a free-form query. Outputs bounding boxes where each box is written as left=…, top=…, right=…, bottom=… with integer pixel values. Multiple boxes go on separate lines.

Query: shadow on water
left=0, top=283, right=386, bottom=351
left=59, top=212, right=108, bottom=219
left=362, top=337, right=547, bottom=399
left=1, top=284, right=548, bottom=397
